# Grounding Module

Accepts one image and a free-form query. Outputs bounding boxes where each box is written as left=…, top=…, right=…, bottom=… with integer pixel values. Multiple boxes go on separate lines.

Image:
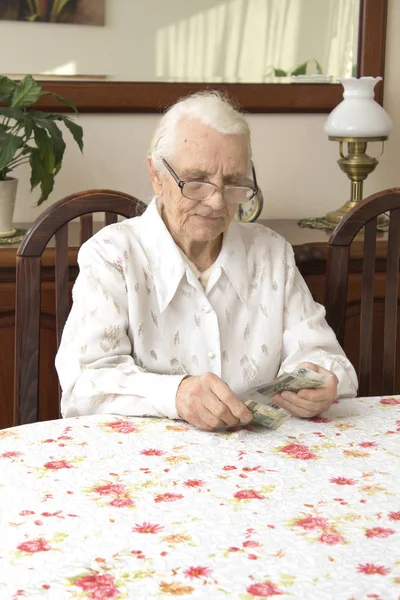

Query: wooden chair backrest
left=14, top=189, right=147, bottom=425
left=326, top=188, right=400, bottom=396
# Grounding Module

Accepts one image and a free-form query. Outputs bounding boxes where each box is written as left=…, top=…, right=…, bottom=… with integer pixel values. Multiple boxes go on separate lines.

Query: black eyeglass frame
left=162, top=158, right=259, bottom=204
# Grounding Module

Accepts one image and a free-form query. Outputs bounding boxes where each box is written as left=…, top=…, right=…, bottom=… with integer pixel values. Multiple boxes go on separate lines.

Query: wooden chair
left=14, top=189, right=147, bottom=426
left=326, top=188, right=400, bottom=397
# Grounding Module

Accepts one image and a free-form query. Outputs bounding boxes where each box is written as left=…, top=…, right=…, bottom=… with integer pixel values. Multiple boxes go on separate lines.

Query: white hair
left=149, top=91, right=252, bottom=172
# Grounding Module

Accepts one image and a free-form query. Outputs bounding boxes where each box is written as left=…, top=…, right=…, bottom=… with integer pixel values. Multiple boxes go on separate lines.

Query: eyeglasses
left=162, top=158, right=258, bottom=205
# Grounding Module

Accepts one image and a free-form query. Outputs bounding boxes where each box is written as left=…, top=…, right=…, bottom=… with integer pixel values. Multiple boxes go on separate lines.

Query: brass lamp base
left=326, top=199, right=389, bottom=227
left=325, top=136, right=388, bottom=225
left=326, top=199, right=360, bottom=224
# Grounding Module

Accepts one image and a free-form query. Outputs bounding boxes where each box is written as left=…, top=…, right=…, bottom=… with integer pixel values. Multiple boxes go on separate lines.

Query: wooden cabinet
left=0, top=246, right=78, bottom=429
left=0, top=220, right=398, bottom=429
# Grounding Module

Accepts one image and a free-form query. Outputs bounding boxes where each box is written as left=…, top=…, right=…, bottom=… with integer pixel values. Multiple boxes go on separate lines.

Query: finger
left=282, top=390, right=333, bottom=411
left=297, top=386, right=336, bottom=403
left=297, top=372, right=338, bottom=401
left=182, top=408, right=219, bottom=431
left=196, top=403, right=227, bottom=430
left=281, top=391, right=321, bottom=413
left=178, top=399, right=217, bottom=431
left=316, top=365, right=338, bottom=382
left=274, top=394, right=319, bottom=418
left=296, top=361, right=319, bottom=373
left=194, top=415, right=216, bottom=431
left=208, top=376, right=252, bottom=421
left=274, top=392, right=331, bottom=418
left=203, top=393, right=240, bottom=427
left=297, top=362, right=338, bottom=384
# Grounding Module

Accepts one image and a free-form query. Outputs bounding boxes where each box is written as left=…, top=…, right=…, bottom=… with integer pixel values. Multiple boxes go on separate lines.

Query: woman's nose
left=204, top=186, right=225, bottom=209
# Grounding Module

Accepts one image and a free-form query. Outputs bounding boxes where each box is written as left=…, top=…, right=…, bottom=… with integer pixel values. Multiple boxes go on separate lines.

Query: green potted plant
left=267, top=58, right=323, bottom=78
left=0, top=74, right=83, bottom=237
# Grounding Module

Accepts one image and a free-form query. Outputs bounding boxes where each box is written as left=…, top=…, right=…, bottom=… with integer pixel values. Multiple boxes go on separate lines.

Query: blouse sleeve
left=55, top=238, right=184, bottom=419
left=278, top=243, right=358, bottom=398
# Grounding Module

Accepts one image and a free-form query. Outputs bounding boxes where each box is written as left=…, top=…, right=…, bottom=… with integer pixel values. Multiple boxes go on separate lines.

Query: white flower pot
left=0, top=178, right=18, bottom=238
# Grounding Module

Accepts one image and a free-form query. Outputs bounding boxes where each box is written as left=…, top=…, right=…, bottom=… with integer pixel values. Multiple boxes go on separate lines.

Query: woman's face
left=148, top=119, right=250, bottom=245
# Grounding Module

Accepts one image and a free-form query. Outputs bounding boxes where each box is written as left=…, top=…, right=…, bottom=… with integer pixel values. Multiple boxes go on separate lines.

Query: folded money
left=243, top=399, right=289, bottom=430
left=243, top=367, right=331, bottom=429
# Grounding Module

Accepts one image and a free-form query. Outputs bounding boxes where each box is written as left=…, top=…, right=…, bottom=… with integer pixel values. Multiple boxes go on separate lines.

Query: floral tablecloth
left=0, top=396, right=399, bottom=600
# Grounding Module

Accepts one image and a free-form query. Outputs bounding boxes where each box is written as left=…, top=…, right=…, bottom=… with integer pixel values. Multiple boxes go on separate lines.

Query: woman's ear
left=147, top=156, right=163, bottom=196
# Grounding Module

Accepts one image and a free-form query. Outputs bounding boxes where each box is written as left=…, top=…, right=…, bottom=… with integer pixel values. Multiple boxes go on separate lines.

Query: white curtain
left=325, top=0, right=359, bottom=80
left=155, top=0, right=358, bottom=83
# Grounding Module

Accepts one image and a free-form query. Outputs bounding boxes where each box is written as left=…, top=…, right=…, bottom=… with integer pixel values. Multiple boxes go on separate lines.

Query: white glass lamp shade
left=324, top=77, right=392, bottom=138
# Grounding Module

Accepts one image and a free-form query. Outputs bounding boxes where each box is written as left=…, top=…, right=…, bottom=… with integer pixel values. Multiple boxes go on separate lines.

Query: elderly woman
left=56, top=92, right=357, bottom=430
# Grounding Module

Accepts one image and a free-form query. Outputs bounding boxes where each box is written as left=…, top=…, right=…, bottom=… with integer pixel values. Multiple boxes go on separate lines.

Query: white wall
left=11, top=0, right=400, bottom=223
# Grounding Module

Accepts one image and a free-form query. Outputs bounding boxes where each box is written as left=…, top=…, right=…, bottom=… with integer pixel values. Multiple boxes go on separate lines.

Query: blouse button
left=202, top=306, right=211, bottom=313
left=208, top=351, right=216, bottom=359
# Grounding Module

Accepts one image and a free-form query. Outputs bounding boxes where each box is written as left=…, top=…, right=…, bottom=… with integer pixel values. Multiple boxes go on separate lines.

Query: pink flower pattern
left=388, top=511, right=400, bottom=521
left=75, top=574, right=119, bottom=599
left=140, top=449, right=165, bottom=456
left=278, top=443, right=317, bottom=460
left=43, top=460, right=72, bottom=470
left=93, top=484, right=127, bottom=496
left=0, top=451, right=22, bottom=459
left=234, top=489, right=265, bottom=500
left=365, top=527, right=395, bottom=538
left=17, top=539, right=51, bottom=553
left=319, top=532, right=344, bottom=545
left=109, top=498, right=134, bottom=508
left=105, top=420, right=136, bottom=434
left=184, top=479, right=204, bottom=487
left=1, top=396, right=399, bottom=597
left=330, top=477, right=357, bottom=485
left=184, top=566, right=212, bottom=579
left=379, top=398, right=400, bottom=405
left=357, top=564, right=391, bottom=575
left=294, top=516, right=331, bottom=530
left=247, top=581, right=284, bottom=596
left=243, top=540, right=260, bottom=548
left=154, top=493, right=184, bottom=503
left=133, top=522, right=164, bottom=534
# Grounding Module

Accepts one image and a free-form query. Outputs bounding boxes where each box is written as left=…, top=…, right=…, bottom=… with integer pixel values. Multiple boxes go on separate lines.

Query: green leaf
left=29, top=148, right=45, bottom=190
left=291, top=61, right=309, bottom=76
left=314, top=59, right=323, bottom=74
left=273, top=68, right=288, bottom=77
left=33, top=126, right=55, bottom=173
left=0, top=133, right=23, bottom=172
left=22, top=115, right=33, bottom=140
left=38, top=171, right=55, bottom=204
left=0, top=107, right=26, bottom=122
left=57, top=116, right=84, bottom=152
left=42, top=91, right=78, bottom=113
left=0, top=75, right=17, bottom=104
left=33, top=118, right=65, bottom=170
left=27, top=109, right=51, bottom=119
left=29, top=149, right=55, bottom=204
left=11, top=75, right=43, bottom=109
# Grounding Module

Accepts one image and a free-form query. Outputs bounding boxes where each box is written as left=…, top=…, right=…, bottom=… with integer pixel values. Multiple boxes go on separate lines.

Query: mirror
left=0, top=0, right=387, bottom=112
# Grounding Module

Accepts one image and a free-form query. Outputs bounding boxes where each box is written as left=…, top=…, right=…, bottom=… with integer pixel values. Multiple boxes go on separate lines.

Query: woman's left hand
left=273, top=362, right=338, bottom=418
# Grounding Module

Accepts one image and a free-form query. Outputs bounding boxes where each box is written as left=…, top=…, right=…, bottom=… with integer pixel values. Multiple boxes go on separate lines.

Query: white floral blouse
left=56, top=199, right=358, bottom=420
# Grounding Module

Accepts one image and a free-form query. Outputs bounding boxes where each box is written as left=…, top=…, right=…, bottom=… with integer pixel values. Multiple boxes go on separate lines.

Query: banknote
left=243, top=367, right=331, bottom=429
left=243, top=399, right=290, bottom=430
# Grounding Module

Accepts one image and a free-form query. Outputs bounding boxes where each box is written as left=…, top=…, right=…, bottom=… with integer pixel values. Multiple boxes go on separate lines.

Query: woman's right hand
left=175, top=373, right=253, bottom=430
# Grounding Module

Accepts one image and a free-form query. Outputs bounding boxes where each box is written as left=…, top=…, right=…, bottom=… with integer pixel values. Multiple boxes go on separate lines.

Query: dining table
left=0, top=395, right=399, bottom=600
